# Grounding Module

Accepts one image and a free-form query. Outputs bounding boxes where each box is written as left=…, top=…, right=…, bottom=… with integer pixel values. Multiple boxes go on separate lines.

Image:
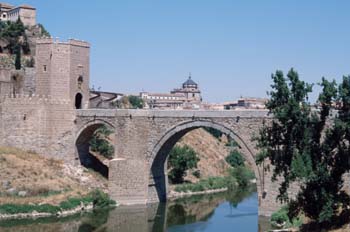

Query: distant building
left=0, top=2, right=36, bottom=26
left=141, top=74, right=202, bottom=109
left=224, top=97, right=267, bottom=110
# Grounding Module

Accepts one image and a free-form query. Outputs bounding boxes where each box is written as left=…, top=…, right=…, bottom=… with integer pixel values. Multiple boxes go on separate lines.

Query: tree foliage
left=127, top=95, right=144, bottom=109
left=256, top=69, right=350, bottom=224
left=89, top=125, right=114, bottom=159
left=225, top=149, right=245, bottom=168
left=168, top=145, right=200, bottom=184
left=0, top=19, right=27, bottom=54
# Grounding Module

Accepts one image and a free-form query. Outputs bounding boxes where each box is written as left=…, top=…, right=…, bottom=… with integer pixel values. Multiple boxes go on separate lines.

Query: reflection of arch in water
left=75, top=120, right=115, bottom=178
left=148, top=120, right=261, bottom=204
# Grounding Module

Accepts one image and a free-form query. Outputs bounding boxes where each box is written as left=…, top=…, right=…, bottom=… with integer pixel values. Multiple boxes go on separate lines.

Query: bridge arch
left=148, top=119, right=263, bottom=205
left=75, top=119, right=115, bottom=178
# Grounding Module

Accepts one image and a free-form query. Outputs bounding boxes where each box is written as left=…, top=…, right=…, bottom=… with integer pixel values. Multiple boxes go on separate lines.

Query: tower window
left=78, top=75, right=83, bottom=83
left=43, top=65, right=47, bottom=72
left=75, top=93, right=83, bottom=109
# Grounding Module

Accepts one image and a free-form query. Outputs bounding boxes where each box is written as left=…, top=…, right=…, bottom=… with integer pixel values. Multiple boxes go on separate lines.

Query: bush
left=225, top=149, right=244, bottom=167
left=192, top=170, right=201, bottom=178
left=89, top=125, right=114, bottom=159
left=230, top=166, right=254, bottom=187
left=90, top=189, right=116, bottom=208
left=168, top=145, right=200, bottom=184
left=271, top=206, right=290, bottom=226
left=271, top=206, right=303, bottom=229
left=174, top=176, right=233, bottom=193
left=128, top=95, right=144, bottom=109
left=0, top=190, right=116, bottom=215
left=203, top=127, right=223, bottom=140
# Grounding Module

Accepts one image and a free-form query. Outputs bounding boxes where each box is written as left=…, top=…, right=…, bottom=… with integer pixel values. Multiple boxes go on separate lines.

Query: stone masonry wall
left=0, top=95, right=76, bottom=162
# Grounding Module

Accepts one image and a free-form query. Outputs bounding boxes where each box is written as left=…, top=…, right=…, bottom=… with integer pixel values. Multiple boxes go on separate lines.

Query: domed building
left=171, top=74, right=202, bottom=108
left=140, top=74, right=202, bottom=109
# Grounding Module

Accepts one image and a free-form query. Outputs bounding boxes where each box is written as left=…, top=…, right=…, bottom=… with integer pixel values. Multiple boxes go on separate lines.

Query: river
left=0, top=187, right=272, bottom=232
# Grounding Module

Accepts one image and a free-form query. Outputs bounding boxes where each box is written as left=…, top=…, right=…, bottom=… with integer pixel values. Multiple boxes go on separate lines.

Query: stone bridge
left=75, top=109, right=281, bottom=216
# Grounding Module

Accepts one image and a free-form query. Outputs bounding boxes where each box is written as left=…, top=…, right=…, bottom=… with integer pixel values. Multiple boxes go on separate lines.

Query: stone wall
left=0, top=95, right=76, bottom=162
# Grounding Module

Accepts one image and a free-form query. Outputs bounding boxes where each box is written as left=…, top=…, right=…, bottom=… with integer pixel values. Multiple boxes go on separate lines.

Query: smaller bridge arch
left=75, top=119, right=115, bottom=178
left=148, top=119, right=263, bottom=206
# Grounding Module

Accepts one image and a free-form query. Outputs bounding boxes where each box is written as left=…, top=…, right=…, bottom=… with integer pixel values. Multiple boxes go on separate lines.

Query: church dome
left=182, top=74, right=198, bottom=88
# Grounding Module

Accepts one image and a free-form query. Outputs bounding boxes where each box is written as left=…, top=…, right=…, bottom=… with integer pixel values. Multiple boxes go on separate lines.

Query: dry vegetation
left=0, top=147, right=108, bottom=206
left=177, top=128, right=231, bottom=182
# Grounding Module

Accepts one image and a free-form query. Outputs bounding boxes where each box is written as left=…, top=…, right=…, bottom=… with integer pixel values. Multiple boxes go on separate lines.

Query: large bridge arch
left=147, top=119, right=263, bottom=206
left=75, top=119, right=115, bottom=178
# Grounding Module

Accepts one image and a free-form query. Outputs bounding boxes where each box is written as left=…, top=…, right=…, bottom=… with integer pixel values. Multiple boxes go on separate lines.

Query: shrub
left=89, top=125, right=114, bottom=159
left=225, top=149, right=244, bottom=167
left=168, top=145, right=199, bottom=184
left=203, top=127, right=223, bottom=140
left=271, top=206, right=303, bottom=229
left=90, top=189, right=116, bottom=208
left=230, top=166, right=254, bottom=187
left=127, top=95, right=144, bottom=109
left=0, top=190, right=116, bottom=215
left=192, top=170, right=201, bottom=178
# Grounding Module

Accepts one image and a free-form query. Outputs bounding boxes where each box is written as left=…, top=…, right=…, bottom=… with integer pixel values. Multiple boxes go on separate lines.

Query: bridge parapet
left=76, top=109, right=271, bottom=118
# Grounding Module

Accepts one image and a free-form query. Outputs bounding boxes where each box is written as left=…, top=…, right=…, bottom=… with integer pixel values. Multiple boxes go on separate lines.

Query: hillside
left=177, top=128, right=231, bottom=182
left=0, top=147, right=107, bottom=205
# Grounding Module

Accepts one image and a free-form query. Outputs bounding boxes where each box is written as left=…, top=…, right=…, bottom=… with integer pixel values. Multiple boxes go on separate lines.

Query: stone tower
left=35, top=38, right=90, bottom=109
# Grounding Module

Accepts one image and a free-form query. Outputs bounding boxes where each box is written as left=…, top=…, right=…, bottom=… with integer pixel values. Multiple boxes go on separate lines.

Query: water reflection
left=0, top=186, right=271, bottom=232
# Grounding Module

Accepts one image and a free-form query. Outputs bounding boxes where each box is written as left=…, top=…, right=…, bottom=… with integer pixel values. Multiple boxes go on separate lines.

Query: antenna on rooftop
left=189, top=72, right=191, bottom=79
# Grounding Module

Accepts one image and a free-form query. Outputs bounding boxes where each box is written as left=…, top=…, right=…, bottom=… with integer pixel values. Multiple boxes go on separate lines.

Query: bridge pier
left=109, top=158, right=149, bottom=205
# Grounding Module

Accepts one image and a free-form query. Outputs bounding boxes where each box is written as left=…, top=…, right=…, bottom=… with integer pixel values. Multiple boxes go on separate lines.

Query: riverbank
left=0, top=189, right=116, bottom=220
left=0, top=147, right=114, bottom=220
left=169, top=187, right=228, bottom=199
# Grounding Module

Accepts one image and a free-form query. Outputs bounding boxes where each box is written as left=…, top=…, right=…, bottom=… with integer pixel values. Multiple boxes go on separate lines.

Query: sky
left=9, top=0, right=350, bottom=103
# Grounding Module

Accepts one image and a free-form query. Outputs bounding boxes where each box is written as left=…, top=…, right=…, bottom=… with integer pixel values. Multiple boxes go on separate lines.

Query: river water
left=0, top=187, right=271, bottom=232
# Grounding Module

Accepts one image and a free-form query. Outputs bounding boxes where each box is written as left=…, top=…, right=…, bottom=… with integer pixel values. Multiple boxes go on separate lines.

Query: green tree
left=89, top=125, right=114, bottom=159
left=14, top=45, right=21, bottom=70
left=38, top=23, right=50, bottom=37
left=0, top=19, right=26, bottom=54
left=128, top=95, right=144, bottom=109
left=225, top=149, right=245, bottom=168
left=256, top=69, right=350, bottom=225
left=168, top=145, right=200, bottom=184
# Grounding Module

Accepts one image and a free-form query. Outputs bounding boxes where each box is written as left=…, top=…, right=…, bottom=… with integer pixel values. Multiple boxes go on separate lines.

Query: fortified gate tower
left=35, top=38, right=90, bottom=109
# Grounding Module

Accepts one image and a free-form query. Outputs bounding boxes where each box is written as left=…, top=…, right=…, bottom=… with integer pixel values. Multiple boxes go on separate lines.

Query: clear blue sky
left=10, top=0, right=350, bottom=102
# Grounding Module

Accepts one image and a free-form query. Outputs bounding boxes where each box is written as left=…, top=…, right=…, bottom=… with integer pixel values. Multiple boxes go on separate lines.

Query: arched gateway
left=75, top=109, right=281, bottom=216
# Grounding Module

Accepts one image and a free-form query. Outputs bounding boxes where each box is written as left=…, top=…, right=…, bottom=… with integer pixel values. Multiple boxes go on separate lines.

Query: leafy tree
left=0, top=19, right=26, bottom=54
left=204, top=127, right=223, bottom=140
left=168, top=145, right=200, bottom=184
left=225, top=149, right=245, bottom=168
left=128, top=95, right=144, bottom=109
left=14, top=45, right=21, bottom=70
left=89, top=125, right=114, bottom=159
left=256, top=69, right=350, bottom=225
left=230, top=166, right=254, bottom=187
left=38, top=23, right=50, bottom=37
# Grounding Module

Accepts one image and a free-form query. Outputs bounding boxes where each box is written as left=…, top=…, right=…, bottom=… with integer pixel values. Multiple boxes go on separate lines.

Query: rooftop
left=183, top=74, right=198, bottom=87
left=0, top=2, right=14, bottom=9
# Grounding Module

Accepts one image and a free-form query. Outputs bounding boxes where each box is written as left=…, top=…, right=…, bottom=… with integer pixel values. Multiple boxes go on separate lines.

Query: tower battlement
left=36, top=38, right=90, bottom=48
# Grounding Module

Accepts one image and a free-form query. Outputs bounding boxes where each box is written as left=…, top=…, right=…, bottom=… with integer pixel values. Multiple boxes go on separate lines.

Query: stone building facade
left=141, top=74, right=202, bottom=109
left=0, top=2, right=36, bottom=26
